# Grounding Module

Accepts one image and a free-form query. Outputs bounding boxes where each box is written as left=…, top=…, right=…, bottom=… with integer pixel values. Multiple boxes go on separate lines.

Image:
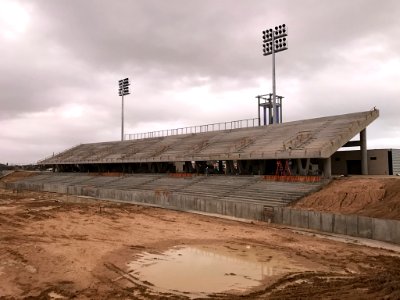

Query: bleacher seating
left=11, top=173, right=325, bottom=209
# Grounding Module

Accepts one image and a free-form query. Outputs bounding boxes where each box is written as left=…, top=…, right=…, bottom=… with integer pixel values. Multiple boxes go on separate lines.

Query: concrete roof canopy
left=39, top=110, right=379, bottom=165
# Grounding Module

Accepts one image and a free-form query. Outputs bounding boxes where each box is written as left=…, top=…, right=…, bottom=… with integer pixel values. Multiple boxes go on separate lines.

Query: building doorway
left=346, top=160, right=361, bottom=175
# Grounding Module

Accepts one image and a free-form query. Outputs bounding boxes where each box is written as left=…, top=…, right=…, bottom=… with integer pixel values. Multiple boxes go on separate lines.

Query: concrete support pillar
left=218, top=161, right=223, bottom=174
left=226, top=160, right=235, bottom=175
left=296, top=158, right=310, bottom=175
left=305, top=158, right=310, bottom=175
left=295, top=159, right=301, bottom=175
left=360, top=129, right=368, bottom=175
left=260, top=160, right=266, bottom=175
left=174, top=161, right=184, bottom=173
left=268, top=105, right=273, bottom=125
left=323, top=157, right=331, bottom=178
left=237, top=160, right=244, bottom=175
left=263, top=107, right=267, bottom=126
left=184, top=161, right=194, bottom=173
left=195, top=162, right=201, bottom=174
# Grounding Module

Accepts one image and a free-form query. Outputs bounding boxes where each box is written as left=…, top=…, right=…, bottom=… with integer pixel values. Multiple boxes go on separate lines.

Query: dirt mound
left=292, top=177, right=400, bottom=220
left=0, top=170, right=38, bottom=183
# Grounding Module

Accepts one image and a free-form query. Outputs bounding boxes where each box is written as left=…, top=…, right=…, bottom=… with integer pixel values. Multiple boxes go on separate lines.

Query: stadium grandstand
left=7, top=109, right=379, bottom=220
left=38, top=109, right=378, bottom=178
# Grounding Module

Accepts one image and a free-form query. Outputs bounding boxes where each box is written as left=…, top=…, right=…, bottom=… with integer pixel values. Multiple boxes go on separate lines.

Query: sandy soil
left=292, top=176, right=400, bottom=220
left=1, top=187, right=400, bottom=299
left=0, top=171, right=37, bottom=183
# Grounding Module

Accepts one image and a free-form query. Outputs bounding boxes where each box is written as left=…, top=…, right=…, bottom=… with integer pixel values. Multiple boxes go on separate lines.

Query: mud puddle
left=127, top=243, right=311, bottom=297
left=48, top=292, right=66, bottom=299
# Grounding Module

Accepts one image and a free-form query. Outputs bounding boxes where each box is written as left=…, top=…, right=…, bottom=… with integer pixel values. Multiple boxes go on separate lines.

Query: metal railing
left=125, top=118, right=260, bottom=140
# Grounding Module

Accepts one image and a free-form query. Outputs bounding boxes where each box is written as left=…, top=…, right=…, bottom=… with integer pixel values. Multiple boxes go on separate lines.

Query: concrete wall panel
left=42, top=183, right=50, bottom=192
left=373, top=218, right=392, bottom=243
left=308, top=211, right=321, bottom=231
left=321, top=212, right=333, bottom=232
left=233, top=203, right=239, bottom=218
left=198, top=199, right=206, bottom=212
left=393, top=220, right=400, bottom=244
left=253, top=204, right=264, bottom=220
left=186, top=197, right=195, bottom=210
left=250, top=204, right=257, bottom=220
left=98, top=188, right=108, bottom=199
left=42, top=183, right=51, bottom=192
left=174, top=196, right=181, bottom=209
left=206, top=199, right=217, bottom=215
left=225, top=201, right=234, bottom=217
left=357, top=216, right=373, bottom=239
left=345, top=215, right=358, bottom=237
left=333, top=214, right=347, bottom=235
left=282, top=208, right=291, bottom=225
left=372, top=219, right=400, bottom=244
left=216, top=200, right=224, bottom=215
left=290, top=209, right=303, bottom=228
left=74, top=186, right=83, bottom=196
left=243, top=203, right=250, bottom=219
left=82, top=187, right=97, bottom=198
left=391, top=220, right=400, bottom=244
left=122, top=190, right=132, bottom=202
left=234, top=202, right=243, bottom=218
left=273, top=207, right=283, bottom=224
left=300, top=210, right=309, bottom=228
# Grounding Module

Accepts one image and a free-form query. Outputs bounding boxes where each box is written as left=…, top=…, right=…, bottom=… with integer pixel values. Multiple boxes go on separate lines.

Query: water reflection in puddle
left=127, top=244, right=307, bottom=296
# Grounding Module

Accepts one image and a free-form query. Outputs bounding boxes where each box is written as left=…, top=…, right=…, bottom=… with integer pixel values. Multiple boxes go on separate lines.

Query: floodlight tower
left=262, top=24, right=288, bottom=124
left=118, top=78, right=130, bottom=141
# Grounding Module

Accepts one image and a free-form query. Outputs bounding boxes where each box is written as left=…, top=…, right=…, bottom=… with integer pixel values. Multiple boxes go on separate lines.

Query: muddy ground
left=1, top=186, right=400, bottom=299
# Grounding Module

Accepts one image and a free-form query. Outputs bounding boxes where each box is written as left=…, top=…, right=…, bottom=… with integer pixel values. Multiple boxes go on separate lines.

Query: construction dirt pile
left=292, top=176, right=400, bottom=220
left=1, top=186, right=400, bottom=299
left=0, top=171, right=36, bottom=183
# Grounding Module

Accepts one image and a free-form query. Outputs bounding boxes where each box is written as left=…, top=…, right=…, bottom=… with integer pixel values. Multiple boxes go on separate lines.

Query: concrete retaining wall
left=273, top=207, right=400, bottom=245
left=6, top=181, right=267, bottom=221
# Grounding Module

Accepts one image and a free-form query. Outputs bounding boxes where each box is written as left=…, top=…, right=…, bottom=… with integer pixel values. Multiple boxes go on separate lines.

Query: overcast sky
left=1, top=0, right=399, bottom=164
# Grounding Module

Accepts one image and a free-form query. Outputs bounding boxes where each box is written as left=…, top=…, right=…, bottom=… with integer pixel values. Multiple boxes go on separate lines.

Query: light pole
left=262, top=24, right=288, bottom=124
left=118, top=77, right=130, bottom=141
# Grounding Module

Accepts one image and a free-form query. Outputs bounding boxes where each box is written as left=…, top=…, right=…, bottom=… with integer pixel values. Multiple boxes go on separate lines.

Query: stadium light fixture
left=118, top=77, right=130, bottom=141
left=262, top=24, right=288, bottom=124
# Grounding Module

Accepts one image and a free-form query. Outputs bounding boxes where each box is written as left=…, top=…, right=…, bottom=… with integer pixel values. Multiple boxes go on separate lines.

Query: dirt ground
left=1, top=185, right=400, bottom=300
left=292, top=176, right=400, bottom=220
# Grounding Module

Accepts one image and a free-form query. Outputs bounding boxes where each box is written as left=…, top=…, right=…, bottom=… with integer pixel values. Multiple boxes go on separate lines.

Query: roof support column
left=323, top=157, right=331, bottom=178
left=360, top=128, right=368, bottom=175
left=263, top=106, right=267, bottom=125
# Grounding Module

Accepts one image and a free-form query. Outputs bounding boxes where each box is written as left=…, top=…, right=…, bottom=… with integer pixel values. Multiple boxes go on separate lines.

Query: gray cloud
left=1, top=0, right=400, bottom=163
